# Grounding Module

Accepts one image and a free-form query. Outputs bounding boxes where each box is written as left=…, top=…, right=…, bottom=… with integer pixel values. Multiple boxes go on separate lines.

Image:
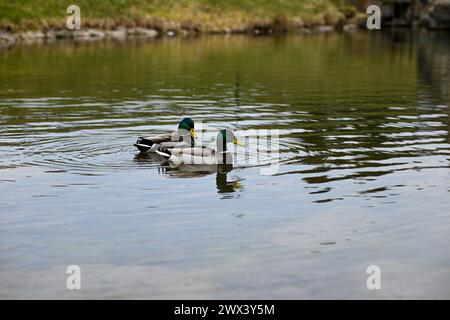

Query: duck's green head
left=218, top=129, right=242, bottom=147
left=178, top=118, right=197, bottom=139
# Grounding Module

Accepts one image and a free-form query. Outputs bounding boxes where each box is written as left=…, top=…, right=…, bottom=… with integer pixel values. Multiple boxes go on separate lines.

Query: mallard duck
left=134, top=118, right=197, bottom=153
left=156, top=128, right=242, bottom=166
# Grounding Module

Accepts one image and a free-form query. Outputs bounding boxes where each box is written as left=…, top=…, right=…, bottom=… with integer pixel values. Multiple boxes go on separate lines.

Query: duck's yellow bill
left=233, top=137, right=245, bottom=147
left=232, top=181, right=243, bottom=189
left=189, top=128, right=198, bottom=139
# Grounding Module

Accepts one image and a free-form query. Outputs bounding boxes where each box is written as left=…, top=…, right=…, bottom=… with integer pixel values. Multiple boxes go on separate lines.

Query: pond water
left=0, top=30, right=449, bottom=299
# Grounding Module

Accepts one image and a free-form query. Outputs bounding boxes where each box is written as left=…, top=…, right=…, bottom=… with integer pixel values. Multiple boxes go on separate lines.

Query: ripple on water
left=0, top=75, right=449, bottom=206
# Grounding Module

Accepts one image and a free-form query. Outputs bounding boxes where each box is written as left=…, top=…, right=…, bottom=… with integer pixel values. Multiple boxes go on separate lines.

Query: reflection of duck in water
left=133, top=153, right=243, bottom=194
left=166, top=165, right=244, bottom=194
left=133, top=152, right=169, bottom=173
left=216, top=169, right=244, bottom=194
left=134, top=118, right=197, bottom=153
left=156, top=128, right=242, bottom=166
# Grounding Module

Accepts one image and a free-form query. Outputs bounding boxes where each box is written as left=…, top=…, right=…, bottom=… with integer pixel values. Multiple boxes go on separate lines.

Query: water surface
left=1, top=31, right=449, bottom=299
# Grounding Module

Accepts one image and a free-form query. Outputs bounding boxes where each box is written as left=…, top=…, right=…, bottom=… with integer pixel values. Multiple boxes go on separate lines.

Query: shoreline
left=0, top=13, right=368, bottom=48
left=0, top=25, right=362, bottom=48
left=1, top=0, right=449, bottom=48
left=2, top=15, right=449, bottom=48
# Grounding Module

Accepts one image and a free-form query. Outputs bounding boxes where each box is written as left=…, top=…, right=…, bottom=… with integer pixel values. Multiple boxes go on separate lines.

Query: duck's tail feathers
left=134, top=137, right=154, bottom=153
left=155, top=146, right=171, bottom=159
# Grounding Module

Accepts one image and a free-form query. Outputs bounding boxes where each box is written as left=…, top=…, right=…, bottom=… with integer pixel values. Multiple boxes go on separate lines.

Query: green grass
left=0, top=0, right=351, bottom=31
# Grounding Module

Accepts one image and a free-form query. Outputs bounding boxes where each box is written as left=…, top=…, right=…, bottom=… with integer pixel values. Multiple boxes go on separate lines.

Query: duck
left=156, top=128, right=242, bottom=166
left=134, top=118, right=197, bottom=153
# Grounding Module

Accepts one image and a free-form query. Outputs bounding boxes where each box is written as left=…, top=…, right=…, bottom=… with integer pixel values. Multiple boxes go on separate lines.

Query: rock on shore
left=0, top=27, right=162, bottom=46
left=0, top=32, right=17, bottom=47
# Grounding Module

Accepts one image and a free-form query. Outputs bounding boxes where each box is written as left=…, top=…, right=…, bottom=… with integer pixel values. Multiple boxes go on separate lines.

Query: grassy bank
left=0, top=0, right=363, bottom=33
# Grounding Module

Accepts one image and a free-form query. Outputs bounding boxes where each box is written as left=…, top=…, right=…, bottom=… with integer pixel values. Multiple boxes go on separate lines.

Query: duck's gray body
left=134, top=117, right=196, bottom=153
left=155, top=128, right=239, bottom=166
left=134, top=132, right=194, bottom=153
left=160, top=146, right=233, bottom=166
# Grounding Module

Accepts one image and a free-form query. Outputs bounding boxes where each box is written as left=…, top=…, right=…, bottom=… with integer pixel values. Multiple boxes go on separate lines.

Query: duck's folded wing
left=160, top=140, right=191, bottom=148
left=171, top=146, right=216, bottom=157
left=140, top=133, right=172, bottom=144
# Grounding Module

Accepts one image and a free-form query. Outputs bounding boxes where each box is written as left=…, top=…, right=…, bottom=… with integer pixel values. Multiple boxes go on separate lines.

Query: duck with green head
left=156, top=128, right=243, bottom=166
left=134, top=117, right=197, bottom=153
